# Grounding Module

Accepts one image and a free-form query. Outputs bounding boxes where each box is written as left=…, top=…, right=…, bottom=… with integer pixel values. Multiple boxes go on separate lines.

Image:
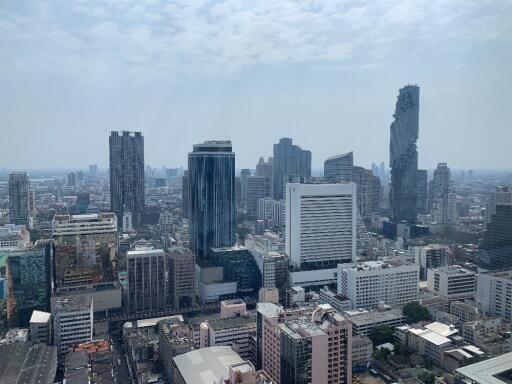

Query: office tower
left=67, top=172, right=77, bottom=187
left=240, top=169, right=251, bottom=208
left=167, top=247, right=195, bottom=309
left=352, top=166, right=381, bottom=221
left=272, top=138, right=311, bottom=200
left=427, top=265, right=476, bottom=301
left=246, top=176, right=272, bottom=217
left=476, top=271, right=512, bottom=321
left=88, top=164, right=98, bottom=178
left=256, top=156, right=273, bottom=177
left=208, top=246, right=262, bottom=296
left=52, top=213, right=118, bottom=288
left=337, top=260, right=419, bottom=309
left=53, top=295, right=93, bottom=354
left=389, top=85, right=420, bottom=222
left=6, top=248, right=51, bottom=326
left=416, top=169, right=428, bottom=214
left=9, top=172, right=30, bottom=227
left=324, top=151, right=353, bottom=183
left=182, top=170, right=190, bottom=217
left=109, top=131, right=145, bottom=228
left=479, top=205, right=512, bottom=269
left=257, top=198, right=285, bottom=227
left=430, top=163, right=455, bottom=223
left=127, top=248, right=166, bottom=313
left=415, top=244, right=449, bottom=280
left=485, top=186, right=512, bottom=223
left=188, top=141, right=236, bottom=260
left=286, top=183, right=356, bottom=269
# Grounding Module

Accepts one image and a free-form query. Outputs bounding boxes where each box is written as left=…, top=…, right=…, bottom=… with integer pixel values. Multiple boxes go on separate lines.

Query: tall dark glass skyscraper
left=9, top=172, right=30, bottom=227
left=272, top=138, right=311, bottom=200
left=324, top=151, right=353, bottom=183
left=109, top=131, right=145, bottom=228
left=188, top=141, right=235, bottom=260
left=390, top=85, right=420, bottom=222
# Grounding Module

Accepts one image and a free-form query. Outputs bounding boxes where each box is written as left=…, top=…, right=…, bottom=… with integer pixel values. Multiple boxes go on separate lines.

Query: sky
left=1, top=0, right=511, bottom=171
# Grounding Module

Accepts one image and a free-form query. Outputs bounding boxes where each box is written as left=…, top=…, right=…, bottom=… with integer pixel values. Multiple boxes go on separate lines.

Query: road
left=112, top=339, right=133, bottom=384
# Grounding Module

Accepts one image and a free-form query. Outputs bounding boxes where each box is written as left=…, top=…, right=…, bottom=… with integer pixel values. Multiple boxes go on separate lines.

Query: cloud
left=0, top=0, right=510, bottom=82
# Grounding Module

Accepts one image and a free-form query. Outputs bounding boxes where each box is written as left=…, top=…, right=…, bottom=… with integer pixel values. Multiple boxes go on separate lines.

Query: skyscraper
left=430, top=163, right=454, bottom=223
left=9, top=172, right=30, bottom=227
left=352, top=166, right=381, bottom=221
left=286, top=183, right=357, bottom=269
left=272, top=138, right=311, bottom=200
left=189, top=141, right=236, bottom=260
left=6, top=248, right=51, bottom=326
left=109, top=131, right=145, bottom=228
left=256, top=156, right=273, bottom=178
left=479, top=204, right=512, bottom=269
left=389, top=85, right=420, bottom=222
left=416, top=169, right=428, bottom=214
left=324, top=151, right=353, bottom=183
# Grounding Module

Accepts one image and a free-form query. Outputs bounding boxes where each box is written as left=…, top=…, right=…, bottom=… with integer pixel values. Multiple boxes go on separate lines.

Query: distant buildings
left=8, top=172, right=31, bottom=227
left=272, top=138, right=311, bottom=200
left=338, top=260, right=419, bottom=309
left=53, top=295, right=93, bottom=354
left=485, top=186, right=512, bottom=223
left=0, top=224, right=30, bottom=249
left=6, top=248, right=51, bottom=326
left=352, top=166, right=381, bottom=221
left=127, top=248, right=166, bottom=313
left=430, top=163, right=456, bottom=224
left=52, top=213, right=118, bottom=288
left=286, top=183, right=357, bottom=269
left=109, top=131, right=145, bottom=228
left=188, top=141, right=236, bottom=260
left=389, top=85, right=420, bottom=222
left=324, top=151, right=353, bottom=183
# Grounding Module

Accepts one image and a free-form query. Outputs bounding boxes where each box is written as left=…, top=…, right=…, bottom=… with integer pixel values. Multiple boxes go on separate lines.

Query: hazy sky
left=1, top=0, right=511, bottom=171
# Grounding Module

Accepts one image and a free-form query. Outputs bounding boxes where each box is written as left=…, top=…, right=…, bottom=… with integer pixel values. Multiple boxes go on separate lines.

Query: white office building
left=427, top=265, right=476, bottom=301
left=29, top=310, right=51, bottom=344
left=476, top=271, right=512, bottom=321
left=338, top=260, right=419, bottom=309
left=286, top=183, right=356, bottom=268
left=53, top=296, right=93, bottom=354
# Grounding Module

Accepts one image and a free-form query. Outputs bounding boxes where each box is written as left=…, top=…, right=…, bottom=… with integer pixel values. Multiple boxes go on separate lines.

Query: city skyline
left=1, top=1, right=511, bottom=171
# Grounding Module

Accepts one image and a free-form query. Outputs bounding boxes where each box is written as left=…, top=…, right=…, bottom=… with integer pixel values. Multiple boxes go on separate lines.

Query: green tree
left=374, top=347, right=391, bottom=361
left=369, top=325, right=394, bottom=345
left=403, top=301, right=432, bottom=323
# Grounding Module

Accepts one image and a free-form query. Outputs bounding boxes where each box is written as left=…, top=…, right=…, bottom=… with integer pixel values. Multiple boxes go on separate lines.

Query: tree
left=418, top=371, right=435, bottom=384
left=369, top=325, right=394, bottom=345
left=374, top=347, right=391, bottom=361
left=403, top=301, right=431, bottom=323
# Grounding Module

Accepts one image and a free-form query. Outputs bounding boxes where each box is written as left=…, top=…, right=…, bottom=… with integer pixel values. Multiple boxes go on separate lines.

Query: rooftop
left=456, top=352, right=512, bottom=384
left=209, top=316, right=256, bottom=331
left=173, top=346, right=243, bottom=384
left=343, top=307, right=404, bottom=325
left=30, top=310, right=51, bottom=324
left=0, top=342, right=57, bottom=384
left=55, top=295, right=92, bottom=312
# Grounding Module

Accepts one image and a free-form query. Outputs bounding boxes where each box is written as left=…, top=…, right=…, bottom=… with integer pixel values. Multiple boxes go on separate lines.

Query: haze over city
left=1, top=0, right=512, bottom=170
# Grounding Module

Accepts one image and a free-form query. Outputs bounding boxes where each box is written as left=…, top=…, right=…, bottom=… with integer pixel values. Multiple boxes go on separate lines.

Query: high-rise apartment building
left=8, top=172, right=31, bottom=227
left=246, top=176, right=272, bottom=217
left=324, top=152, right=353, bottom=183
left=52, top=213, right=118, bottom=288
left=286, top=183, right=356, bottom=269
left=272, top=138, right=311, bottom=200
left=338, top=260, right=419, bottom=309
left=6, top=248, right=51, bottom=326
left=476, top=271, right=512, bottom=321
left=389, top=85, right=420, bottom=222
left=127, top=248, right=166, bottom=313
left=167, top=246, right=195, bottom=309
left=257, top=303, right=352, bottom=384
left=352, top=166, right=381, bottom=221
left=53, top=295, right=93, bottom=354
left=256, top=156, right=273, bottom=178
left=485, top=186, right=512, bottom=224
left=479, top=204, right=512, bottom=269
left=188, top=141, right=236, bottom=260
left=109, top=131, right=145, bottom=228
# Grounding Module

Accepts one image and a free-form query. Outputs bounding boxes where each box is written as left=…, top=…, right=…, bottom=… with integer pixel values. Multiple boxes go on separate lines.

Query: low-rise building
left=29, top=310, right=51, bottom=344
left=427, top=265, right=476, bottom=301
left=352, top=335, right=373, bottom=372
left=343, top=306, right=406, bottom=335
